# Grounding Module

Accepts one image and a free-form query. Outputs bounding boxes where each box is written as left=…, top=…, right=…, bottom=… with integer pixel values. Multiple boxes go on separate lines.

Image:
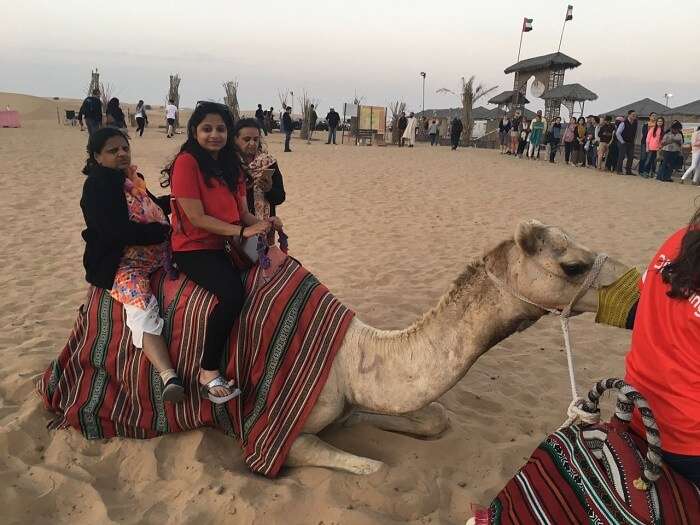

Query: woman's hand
left=269, top=216, right=283, bottom=231
left=243, top=221, right=271, bottom=238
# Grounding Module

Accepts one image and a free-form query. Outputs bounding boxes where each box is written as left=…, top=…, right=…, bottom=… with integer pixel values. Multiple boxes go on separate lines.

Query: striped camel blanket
left=37, top=257, right=353, bottom=477
left=473, top=380, right=700, bottom=524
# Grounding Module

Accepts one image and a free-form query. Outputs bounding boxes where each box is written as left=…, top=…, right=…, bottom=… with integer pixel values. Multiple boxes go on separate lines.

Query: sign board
left=681, top=123, right=699, bottom=144
left=358, top=105, right=386, bottom=133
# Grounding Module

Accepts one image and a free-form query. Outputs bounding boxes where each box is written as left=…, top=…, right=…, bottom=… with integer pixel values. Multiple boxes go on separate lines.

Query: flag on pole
left=522, top=17, right=533, bottom=32
left=565, top=5, right=573, bottom=21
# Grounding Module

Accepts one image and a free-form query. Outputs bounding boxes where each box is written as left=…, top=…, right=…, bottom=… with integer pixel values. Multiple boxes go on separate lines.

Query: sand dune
left=1, top=93, right=698, bottom=524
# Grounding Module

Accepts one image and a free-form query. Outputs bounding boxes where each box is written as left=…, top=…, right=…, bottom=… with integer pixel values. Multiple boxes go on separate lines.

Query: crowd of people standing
left=497, top=108, right=697, bottom=184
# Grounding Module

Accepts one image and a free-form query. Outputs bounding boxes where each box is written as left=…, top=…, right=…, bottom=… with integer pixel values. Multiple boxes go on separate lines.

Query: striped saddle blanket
left=37, top=257, right=354, bottom=477
left=474, top=421, right=700, bottom=525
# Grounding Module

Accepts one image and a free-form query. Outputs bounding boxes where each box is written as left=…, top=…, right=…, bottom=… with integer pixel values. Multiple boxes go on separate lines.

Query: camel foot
left=286, top=433, right=384, bottom=475
left=344, top=402, right=448, bottom=437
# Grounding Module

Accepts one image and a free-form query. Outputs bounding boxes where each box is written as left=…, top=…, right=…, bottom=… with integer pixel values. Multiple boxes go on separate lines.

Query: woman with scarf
left=232, top=118, right=286, bottom=237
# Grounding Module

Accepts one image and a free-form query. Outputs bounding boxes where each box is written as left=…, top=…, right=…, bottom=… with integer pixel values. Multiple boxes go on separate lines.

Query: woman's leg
left=681, top=151, right=699, bottom=181
left=174, top=250, right=245, bottom=394
left=564, top=142, right=571, bottom=163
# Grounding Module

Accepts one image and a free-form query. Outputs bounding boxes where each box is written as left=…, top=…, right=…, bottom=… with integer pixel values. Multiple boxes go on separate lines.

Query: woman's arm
left=177, top=197, right=269, bottom=239
left=83, top=177, right=168, bottom=245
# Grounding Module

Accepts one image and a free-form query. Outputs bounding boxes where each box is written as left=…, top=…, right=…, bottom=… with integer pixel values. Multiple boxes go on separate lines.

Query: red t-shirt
left=625, top=227, right=700, bottom=455
left=170, top=152, right=246, bottom=252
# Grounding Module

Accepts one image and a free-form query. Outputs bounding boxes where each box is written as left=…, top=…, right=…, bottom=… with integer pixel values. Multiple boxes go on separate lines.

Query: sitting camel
left=40, top=220, right=629, bottom=476
left=286, top=219, right=629, bottom=474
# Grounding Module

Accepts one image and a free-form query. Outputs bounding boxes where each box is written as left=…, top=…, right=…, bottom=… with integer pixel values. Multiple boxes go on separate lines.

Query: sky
left=3, top=0, right=699, bottom=116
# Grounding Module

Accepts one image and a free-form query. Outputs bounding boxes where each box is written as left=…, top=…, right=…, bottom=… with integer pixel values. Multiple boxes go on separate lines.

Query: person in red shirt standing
left=625, top=205, right=700, bottom=486
left=161, top=102, right=279, bottom=404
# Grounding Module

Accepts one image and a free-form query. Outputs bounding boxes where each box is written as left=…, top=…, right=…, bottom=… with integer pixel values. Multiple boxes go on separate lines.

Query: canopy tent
left=541, top=83, right=598, bottom=117
left=504, top=52, right=582, bottom=75
left=488, top=90, right=530, bottom=107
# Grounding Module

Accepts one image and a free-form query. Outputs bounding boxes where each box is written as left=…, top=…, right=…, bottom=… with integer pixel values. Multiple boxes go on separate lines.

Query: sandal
left=200, top=376, right=241, bottom=405
left=162, top=376, right=185, bottom=403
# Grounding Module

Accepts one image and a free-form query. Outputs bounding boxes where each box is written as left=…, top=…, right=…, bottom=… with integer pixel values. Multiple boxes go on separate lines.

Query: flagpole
left=517, top=28, right=524, bottom=62
left=557, top=19, right=567, bottom=52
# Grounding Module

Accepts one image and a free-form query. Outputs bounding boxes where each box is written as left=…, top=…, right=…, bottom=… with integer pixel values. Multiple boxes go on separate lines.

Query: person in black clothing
left=135, top=100, right=148, bottom=137
left=547, top=116, right=563, bottom=162
left=397, top=112, right=408, bottom=146
left=78, top=88, right=103, bottom=137
left=616, top=110, right=638, bottom=175
left=449, top=117, right=463, bottom=150
left=105, top=98, right=127, bottom=130
left=326, top=107, right=340, bottom=144
left=255, top=104, right=267, bottom=136
left=80, top=127, right=184, bottom=402
left=307, top=104, right=318, bottom=143
left=232, top=118, right=286, bottom=221
left=283, top=106, right=293, bottom=152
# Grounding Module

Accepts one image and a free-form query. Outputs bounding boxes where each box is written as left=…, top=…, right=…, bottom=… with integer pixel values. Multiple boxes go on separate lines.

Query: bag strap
left=580, top=378, right=663, bottom=489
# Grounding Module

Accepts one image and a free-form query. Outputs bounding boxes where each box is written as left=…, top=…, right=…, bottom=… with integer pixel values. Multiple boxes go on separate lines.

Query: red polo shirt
left=170, top=152, right=246, bottom=252
left=625, top=227, right=700, bottom=455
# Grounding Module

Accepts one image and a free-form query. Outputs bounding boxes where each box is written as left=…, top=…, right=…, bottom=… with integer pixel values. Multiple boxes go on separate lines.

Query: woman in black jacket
left=105, top=97, right=127, bottom=130
left=232, top=118, right=286, bottom=229
left=81, top=127, right=184, bottom=402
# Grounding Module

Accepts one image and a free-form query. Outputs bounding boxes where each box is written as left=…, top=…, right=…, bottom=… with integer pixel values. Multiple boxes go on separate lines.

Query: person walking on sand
left=639, top=112, right=657, bottom=175
left=78, top=88, right=103, bottom=137
left=641, top=116, right=664, bottom=177
left=657, top=121, right=684, bottom=182
left=509, top=111, right=522, bottom=155
left=283, top=106, right=293, bottom=152
left=165, top=99, right=178, bottom=138
left=397, top=111, right=408, bottom=146
left=326, top=107, right=340, bottom=144
left=402, top=112, right=417, bottom=148
left=615, top=110, right=638, bottom=175
left=255, top=104, right=267, bottom=136
left=681, top=126, right=700, bottom=185
left=265, top=106, right=274, bottom=134
left=135, top=100, right=148, bottom=137
left=562, top=117, right=576, bottom=165
left=307, top=104, right=318, bottom=144
left=428, top=119, right=439, bottom=146
left=450, top=116, right=463, bottom=150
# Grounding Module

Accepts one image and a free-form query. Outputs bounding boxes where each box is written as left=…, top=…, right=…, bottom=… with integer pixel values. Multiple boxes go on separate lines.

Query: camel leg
left=285, top=433, right=384, bottom=475
left=344, top=402, right=448, bottom=437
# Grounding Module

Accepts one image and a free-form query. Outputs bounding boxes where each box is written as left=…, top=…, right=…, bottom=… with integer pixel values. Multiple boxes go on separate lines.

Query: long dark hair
left=161, top=102, right=240, bottom=192
left=661, top=205, right=700, bottom=298
left=653, top=118, right=665, bottom=137
left=82, top=127, right=129, bottom=175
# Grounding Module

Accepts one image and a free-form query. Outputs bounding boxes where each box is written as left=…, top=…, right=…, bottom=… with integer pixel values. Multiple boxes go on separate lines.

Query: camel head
left=497, top=219, right=630, bottom=314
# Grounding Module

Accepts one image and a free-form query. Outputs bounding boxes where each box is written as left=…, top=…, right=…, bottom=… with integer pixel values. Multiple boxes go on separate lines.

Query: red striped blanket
left=474, top=422, right=700, bottom=524
left=37, top=257, right=353, bottom=477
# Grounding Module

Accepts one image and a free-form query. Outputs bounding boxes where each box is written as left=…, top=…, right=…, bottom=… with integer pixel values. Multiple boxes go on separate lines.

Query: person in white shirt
left=165, top=99, right=178, bottom=138
left=681, top=126, right=700, bottom=185
left=402, top=113, right=417, bottom=147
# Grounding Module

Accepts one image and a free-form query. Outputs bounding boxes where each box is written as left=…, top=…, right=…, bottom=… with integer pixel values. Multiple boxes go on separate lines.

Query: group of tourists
left=497, top=109, right=699, bottom=184
left=80, top=102, right=286, bottom=404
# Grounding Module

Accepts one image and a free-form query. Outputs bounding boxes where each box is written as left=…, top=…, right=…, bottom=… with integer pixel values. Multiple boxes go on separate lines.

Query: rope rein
left=485, top=253, right=608, bottom=427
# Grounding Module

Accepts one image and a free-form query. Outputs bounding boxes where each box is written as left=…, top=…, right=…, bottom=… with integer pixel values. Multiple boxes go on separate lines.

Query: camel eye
left=560, top=262, right=590, bottom=277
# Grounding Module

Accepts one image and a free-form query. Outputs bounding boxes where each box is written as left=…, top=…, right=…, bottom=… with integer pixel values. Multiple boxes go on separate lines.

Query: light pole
left=664, top=92, right=673, bottom=108
left=420, top=72, right=426, bottom=114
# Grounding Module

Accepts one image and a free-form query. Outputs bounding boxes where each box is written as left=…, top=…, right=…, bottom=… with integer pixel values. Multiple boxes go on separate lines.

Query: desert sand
left=0, top=92, right=697, bottom=524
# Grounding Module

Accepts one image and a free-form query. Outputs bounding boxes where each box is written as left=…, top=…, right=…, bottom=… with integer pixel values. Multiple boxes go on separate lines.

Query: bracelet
left=239, top=225, right=246, bottom=240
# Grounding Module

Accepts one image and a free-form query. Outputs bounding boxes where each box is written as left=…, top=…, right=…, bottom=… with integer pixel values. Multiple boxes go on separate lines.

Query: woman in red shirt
left=162, top=102, right=278, bottom=404
left=625, top=205, right=700, bottom=486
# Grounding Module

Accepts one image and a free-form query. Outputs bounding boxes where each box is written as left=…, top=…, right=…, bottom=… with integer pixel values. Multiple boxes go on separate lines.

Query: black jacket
left=326, top=110, right=340, bottom=128
left=255, top=108, right=264, bottom=120
left=246, top=162, right=286, bottom=218
left=78, top=96, right=102, bottom=122
left=282, top=112, right=293, bottom=133
left=398, top=116, right=408, bottom=130
left=450, top=118, right=463, bottom=136
left=80, top=165, right=170, bottom=290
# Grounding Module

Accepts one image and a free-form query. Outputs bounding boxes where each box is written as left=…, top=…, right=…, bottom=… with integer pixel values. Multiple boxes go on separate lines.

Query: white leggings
left=528, top=142, right=539, bottom=158
left=123, top=296, right=164, bottom=348
left=681, top=151, right=700, bottom=183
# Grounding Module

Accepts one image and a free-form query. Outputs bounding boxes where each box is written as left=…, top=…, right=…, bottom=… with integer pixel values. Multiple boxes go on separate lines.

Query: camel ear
left=515, top=220, right=548, bottom=255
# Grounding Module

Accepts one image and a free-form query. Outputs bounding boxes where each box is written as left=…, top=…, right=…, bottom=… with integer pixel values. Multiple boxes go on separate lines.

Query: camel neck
left=341, top=254, right=543, bottom=413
